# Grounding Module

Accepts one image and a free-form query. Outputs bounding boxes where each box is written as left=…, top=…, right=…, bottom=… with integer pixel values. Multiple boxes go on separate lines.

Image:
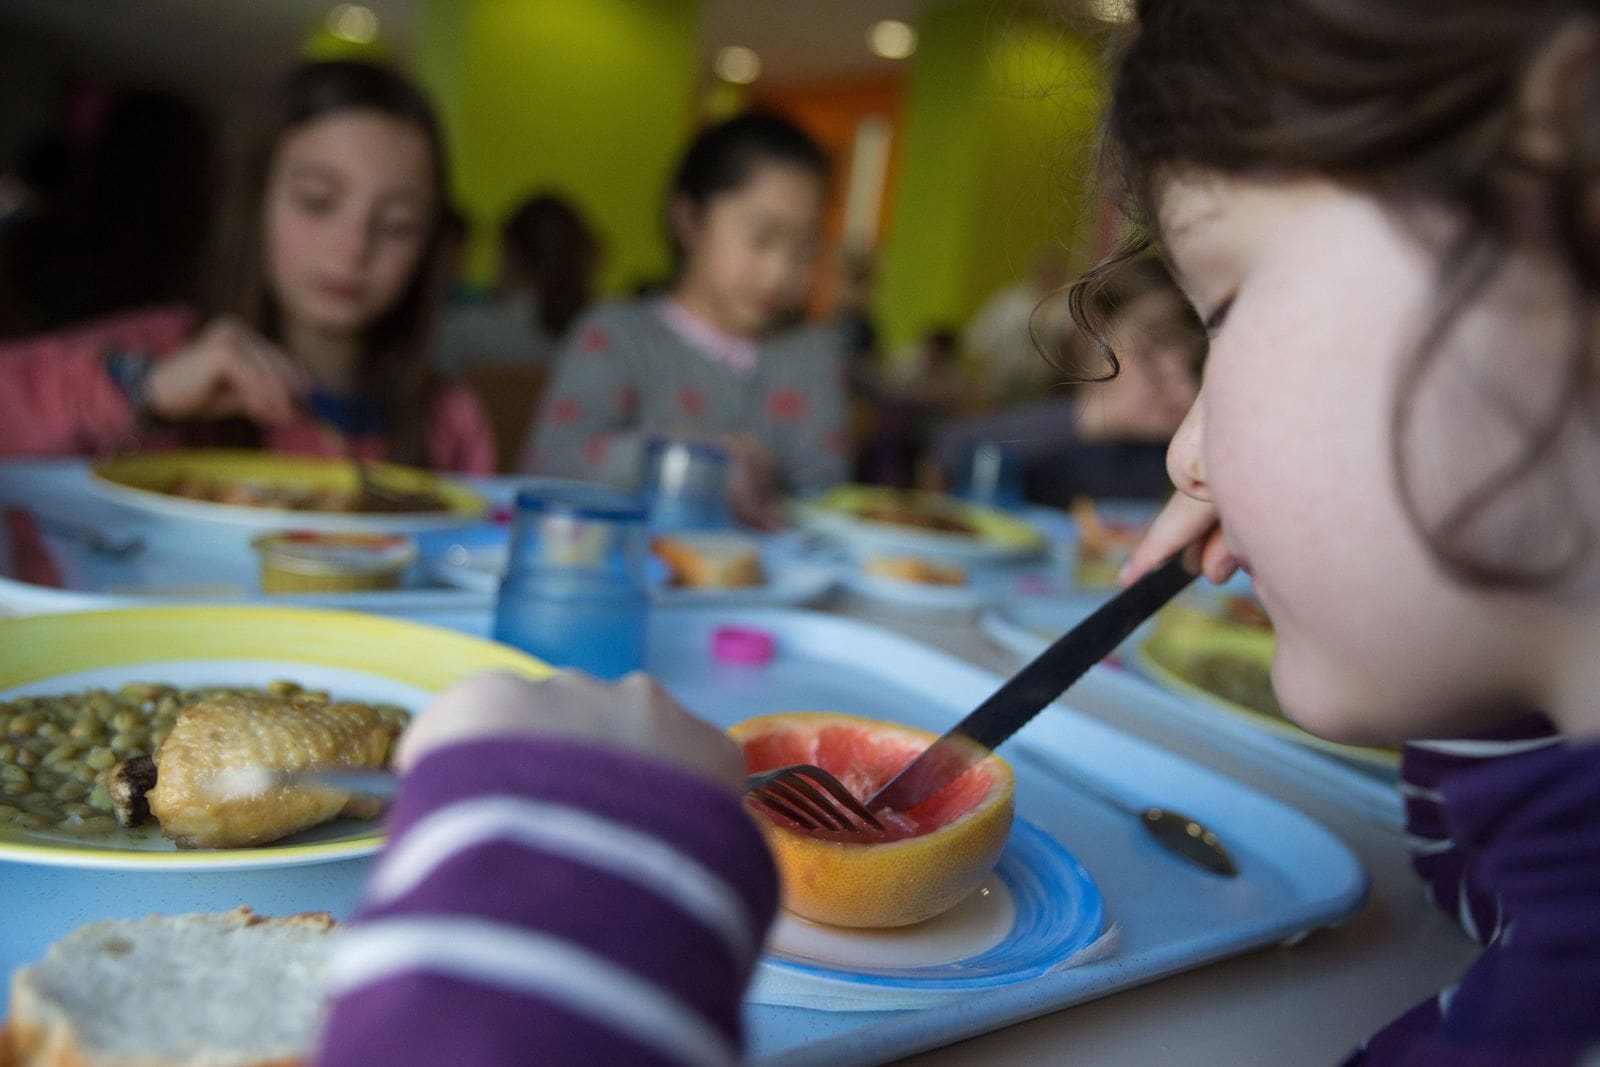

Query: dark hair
left=1059, top=253, right=1196, bottom=378
left=1072, top=0, right=1598, bottom=586
left=440, top=203, right=468, bottom=248
left=212, top=60, right=450, bottom=467
left=501, top=193, right=600, bottom=338
left=666, top=112, right=830, bottom=274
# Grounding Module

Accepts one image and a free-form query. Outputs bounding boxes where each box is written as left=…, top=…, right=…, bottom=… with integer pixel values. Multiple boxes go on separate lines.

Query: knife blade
left=207, top=766, right=400, bottom=799
left=865, top=550, right=1196, bottom=814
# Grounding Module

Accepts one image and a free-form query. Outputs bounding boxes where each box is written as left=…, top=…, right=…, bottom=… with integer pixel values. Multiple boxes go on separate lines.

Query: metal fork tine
left=766, top=776, right=852, bottom=831
left=745, top=764, right=886, bottom=833
left=795, top=767, right=884, bottom=831
left=748, top=790, right=821, bottom=830
left=780, top=777, right=870, bottom=831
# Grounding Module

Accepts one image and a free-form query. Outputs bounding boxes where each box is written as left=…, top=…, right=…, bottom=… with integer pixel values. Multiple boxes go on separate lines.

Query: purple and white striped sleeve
left=314, top=737, right=778, bottom=1067
left=1398, top=712, right=1559, bottom=943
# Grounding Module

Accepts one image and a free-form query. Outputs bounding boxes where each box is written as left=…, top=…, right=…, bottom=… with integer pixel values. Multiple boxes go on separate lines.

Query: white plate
left=794, top=489, right=1047, bottom=566
left=842, top=555, right=1082, bottom=617
left=752, top=819, right=1106, bottom=1008
left=0, top=607, right=547, bottom=870
left=1, top=661, right=422, bottom=871
left=841, top=567, right=997, bottom=613
left=88, top=451, right=486, bottom=533
left=426, top=535, right=837, bottom=608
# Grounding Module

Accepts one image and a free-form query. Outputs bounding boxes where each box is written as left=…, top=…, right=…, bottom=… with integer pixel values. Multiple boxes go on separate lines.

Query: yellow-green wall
left=415, top=0, right=701, bottom=294
left=876, top=4, right=1104, bottom=355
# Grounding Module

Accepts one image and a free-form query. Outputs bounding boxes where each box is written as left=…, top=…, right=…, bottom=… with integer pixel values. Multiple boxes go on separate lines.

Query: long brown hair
left=210, top=60, right=450, bottom=467
left=1073, top=0, right=1599, bottom=586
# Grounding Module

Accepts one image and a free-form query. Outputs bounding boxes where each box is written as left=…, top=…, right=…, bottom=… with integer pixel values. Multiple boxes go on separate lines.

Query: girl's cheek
left=373, top=238, right=426, bottom=303
left=263, top=207, right=310, bottom=290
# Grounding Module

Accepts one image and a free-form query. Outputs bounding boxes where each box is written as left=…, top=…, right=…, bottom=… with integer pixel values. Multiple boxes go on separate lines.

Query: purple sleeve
left=1397, top=713, right=1558, bottom=943
left=314, top=737, right=778, bottom=1067
left=1345, top=728, right=1600, bottom=1066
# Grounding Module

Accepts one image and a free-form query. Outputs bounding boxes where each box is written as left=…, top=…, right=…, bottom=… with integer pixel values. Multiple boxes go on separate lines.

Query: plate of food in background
left=89, top=450, right=486, bottom=532
left=1131, top=591, right=1400, bottom=770
left=0, top=606, right=547, bottom=870
left=795, top=485, right=1047, bottom=564
left=422, top=526, right=837, bottom=608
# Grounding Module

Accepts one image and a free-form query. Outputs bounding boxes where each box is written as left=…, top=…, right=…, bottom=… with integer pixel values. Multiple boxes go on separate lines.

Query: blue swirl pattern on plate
left=765, top=818, right=1105, bottom=989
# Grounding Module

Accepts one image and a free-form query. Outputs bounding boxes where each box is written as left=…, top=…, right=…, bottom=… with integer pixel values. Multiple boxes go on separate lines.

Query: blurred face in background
left=1074, top=288, right=1202, bottom=442
left=671, top=162, right=825, bottom=338
left=262, top=109, right=436, bottom=341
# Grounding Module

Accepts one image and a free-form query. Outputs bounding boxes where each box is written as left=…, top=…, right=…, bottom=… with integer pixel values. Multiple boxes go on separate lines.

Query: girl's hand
left=395, top=670, right=746, bottom=791
left=1119, top=494, right=1236, bottom=586
left=142, top=317, right=309, bottom=425
left=719, top=433, right=783, bottom=531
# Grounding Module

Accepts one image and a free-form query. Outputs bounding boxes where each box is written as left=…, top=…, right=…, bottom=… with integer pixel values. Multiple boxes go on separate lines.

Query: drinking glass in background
left=641, top=438, right=734, bottom=532
left=493, top=484, right=650, bottom=680
left=956, top=441, right=1025, bottom=510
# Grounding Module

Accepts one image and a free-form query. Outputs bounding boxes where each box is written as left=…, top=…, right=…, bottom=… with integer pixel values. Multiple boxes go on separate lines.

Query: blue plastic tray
left=0, top=607, right=1366, bottom=1066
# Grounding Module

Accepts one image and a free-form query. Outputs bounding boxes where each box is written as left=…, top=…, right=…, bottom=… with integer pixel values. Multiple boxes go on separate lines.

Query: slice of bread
left=1, top=907, right=339, bottom=1067
left=863, top=554, right=967, bottom=587
left=651, top=533, right=764, bottom=589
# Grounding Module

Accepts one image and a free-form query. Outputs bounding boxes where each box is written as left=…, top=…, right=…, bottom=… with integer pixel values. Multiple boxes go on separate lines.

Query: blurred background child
left=934, top=255, right=1201, bottom=505
left=0, top=61, right=493, bottom=473
left=520, top=112, right=848, bottom=528
left=961, top=248, right=1073, bottom=408
left=436, top=191, right=602, bottom=379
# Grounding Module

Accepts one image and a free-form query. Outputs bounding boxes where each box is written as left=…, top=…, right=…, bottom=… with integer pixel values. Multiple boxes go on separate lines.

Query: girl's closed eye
left=1202, top=296, right=1234, bottom=338
left=374, top=204, right=426, bottom=241
left=290, top=181, right=338, bottom=217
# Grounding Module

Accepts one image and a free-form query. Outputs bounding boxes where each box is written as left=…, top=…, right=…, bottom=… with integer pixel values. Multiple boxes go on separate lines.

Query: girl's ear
left=668, top=194, right=701, bottom=253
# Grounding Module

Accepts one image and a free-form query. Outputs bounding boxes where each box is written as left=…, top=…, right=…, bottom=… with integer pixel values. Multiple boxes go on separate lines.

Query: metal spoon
left=33, top=513, right=146, bottom=559
left=1018, top=747, right=1238, bottom=877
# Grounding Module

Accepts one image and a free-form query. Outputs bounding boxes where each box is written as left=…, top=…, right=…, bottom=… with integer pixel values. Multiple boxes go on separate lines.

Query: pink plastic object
left=712, top=626, right=776, bottom=666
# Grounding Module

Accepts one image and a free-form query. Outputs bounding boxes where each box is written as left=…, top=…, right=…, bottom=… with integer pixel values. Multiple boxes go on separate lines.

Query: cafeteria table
left=0, top=459, right=1481, bottom=1066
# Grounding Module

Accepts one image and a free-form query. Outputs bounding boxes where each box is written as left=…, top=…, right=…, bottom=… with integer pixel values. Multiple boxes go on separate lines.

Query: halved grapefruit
left=729, top=711, right=1014, bottom=928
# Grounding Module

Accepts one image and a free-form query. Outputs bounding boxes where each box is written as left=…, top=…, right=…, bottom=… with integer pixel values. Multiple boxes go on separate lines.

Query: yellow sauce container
left=252, top=531, right=417, bottom=594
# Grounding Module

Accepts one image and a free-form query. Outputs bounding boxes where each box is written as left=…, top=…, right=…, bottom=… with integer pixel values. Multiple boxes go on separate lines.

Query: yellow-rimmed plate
left=796, top=486, right=1046, bottom=564
left=90, top=450, right=486, bottom=532
left=0, top=606, right=550, bottom=870
left=1133, top=606, right=1399, bottom=770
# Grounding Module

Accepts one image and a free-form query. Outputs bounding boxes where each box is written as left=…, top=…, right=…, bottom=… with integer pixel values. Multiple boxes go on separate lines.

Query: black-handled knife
left=865, top=550, right=1196, bottom=814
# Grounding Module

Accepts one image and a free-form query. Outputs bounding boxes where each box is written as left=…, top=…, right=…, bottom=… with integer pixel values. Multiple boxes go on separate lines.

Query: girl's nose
left=1166, top=386, right=1211, bottom=501
left=329, top=217, right=373, bottom=269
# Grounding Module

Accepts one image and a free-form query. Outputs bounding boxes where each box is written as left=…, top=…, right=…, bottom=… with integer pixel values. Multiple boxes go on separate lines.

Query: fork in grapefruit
left=730, top=712, right=1015, bottom=929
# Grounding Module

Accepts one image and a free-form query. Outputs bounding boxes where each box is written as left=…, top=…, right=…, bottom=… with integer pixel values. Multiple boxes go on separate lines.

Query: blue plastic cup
left=493, top=483, right=649, bottom=680
left=641, top=438, right=735, bottom=532
left=958, top=442, right=1025, bottom=510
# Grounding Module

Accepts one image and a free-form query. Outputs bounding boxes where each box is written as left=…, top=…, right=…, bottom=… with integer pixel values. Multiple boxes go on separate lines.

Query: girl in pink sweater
left=0, top=62, right=492, bottom=474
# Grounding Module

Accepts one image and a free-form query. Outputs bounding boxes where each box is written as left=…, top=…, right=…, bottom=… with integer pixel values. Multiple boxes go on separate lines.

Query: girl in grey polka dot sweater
left=520, top=114, right=848, bottom=524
